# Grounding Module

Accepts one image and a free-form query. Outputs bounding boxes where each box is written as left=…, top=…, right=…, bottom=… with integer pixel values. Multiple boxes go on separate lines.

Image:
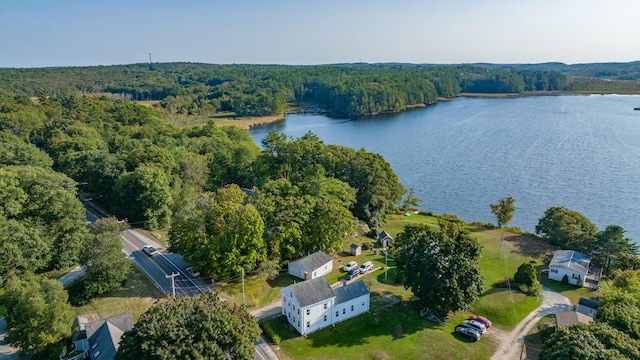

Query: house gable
left=288, top=251, right=333, bottom=280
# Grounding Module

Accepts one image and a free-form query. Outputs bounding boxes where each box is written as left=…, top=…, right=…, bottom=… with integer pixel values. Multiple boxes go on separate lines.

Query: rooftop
left=555, top=311, right=593, bottom=328
left=291, top=251, right=332, bottom=271
left=334, top=280, right=370, bottom=305
left=550, top=250, right=591, bottom=274
left=285, top=277, right=335, bottom=308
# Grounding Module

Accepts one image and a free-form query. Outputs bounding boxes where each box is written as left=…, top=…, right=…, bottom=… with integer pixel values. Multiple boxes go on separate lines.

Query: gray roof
left=378, top=231, right=392, bottom=240
left=350, top=243, right=360, bottom=249
left=287, top=277, right=335, bottom=308
left=550, top=250, right=591, bottom=274
left=84, top=313, right=133, bottom=360
left=555, top=311, right=593, bottom=328
left=333, top=280, right=370, bottom=305
left=292, top=251, right=332, bottom=271
left=578, top=297, right=600, bottom=310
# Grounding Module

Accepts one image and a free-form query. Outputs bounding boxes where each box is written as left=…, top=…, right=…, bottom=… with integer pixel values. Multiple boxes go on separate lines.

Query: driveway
left=490, top=286, right=572, bottom=360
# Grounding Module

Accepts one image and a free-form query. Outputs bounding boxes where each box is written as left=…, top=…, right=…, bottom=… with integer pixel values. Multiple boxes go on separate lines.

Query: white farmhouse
left=548, top=250, right=591, bottom=286
left=287, top=251, right=333, bottom=280
left=281, top=277, right=370, bottom=335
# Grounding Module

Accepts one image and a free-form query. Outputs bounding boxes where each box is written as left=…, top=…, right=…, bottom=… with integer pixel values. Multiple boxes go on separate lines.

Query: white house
left=288, top=251, right=333, bottom=280
left=281, top=277, right=370, bottom=336
left=548, top=250, right=591, bottom=286
left=378, top=231, right=393, bottom=248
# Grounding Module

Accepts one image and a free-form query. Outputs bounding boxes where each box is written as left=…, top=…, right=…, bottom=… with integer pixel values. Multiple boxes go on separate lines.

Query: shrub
left=561, top=274, right=569, bottom=285
left=518, top=283, right=542, bottom=296
left=515, top=263, right=537, bottom=287
left=362, top=242, right=371, bottom=251
left=494, top=276, right=515, bottom=288
left=418, top=211, right=434, bottom=216
left=259, top=321, right=281, bottom=345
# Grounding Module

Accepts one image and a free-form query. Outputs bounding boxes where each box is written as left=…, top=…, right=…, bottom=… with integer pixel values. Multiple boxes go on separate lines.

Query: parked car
left=468, top=315, right=492, bottom=328
left=460, top=319, right=486, bottom=334
left=142, top=245, right=159, bottom=256
left=344, top=268, right=361, bottom=280
left=455, top=326, right=481, bottom=341
left=342, top=261, right=358, bottom=272
left=186, top=267, right=200, bottom=278
left=359, top=261, right=373, bottom=273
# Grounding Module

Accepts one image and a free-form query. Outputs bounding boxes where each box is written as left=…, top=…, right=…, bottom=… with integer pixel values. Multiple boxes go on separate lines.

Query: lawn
left=263, top=303, right=496, bottom=360
left=74, top=270, right=163, bottom=322
left=538, top=274, right=602, bottom=305
left=215, top=273, right=299, bottom=308
left=523, top=314, right=556, bottom=359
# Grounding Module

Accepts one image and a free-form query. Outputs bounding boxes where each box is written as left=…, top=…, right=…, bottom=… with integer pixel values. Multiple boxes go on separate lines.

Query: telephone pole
left=166, top=272, right=179, bottom=299
left=241, top=268, right=245, bottom=305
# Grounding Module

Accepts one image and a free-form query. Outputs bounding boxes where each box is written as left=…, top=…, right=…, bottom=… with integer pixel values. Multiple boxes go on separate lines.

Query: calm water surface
left=250, top=95, right=640, bottom=243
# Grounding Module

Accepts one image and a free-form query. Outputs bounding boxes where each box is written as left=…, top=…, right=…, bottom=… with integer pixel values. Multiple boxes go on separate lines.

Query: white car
left=142, top=245, right=159, bottom=256
left=359, top=261, right=373, bottom=273
left=343, top=261, right=358, bottom=272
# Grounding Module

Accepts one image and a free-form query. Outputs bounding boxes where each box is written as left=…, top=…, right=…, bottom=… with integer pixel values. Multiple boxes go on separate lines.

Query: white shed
left=288, top=251, right=333, bottom=280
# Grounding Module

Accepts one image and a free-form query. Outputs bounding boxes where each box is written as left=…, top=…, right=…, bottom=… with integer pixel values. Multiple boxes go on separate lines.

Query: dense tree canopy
left=5, top=276, right=74, bottom=356
left=74, top=217, right=131, bottom=304
left=535, top=206, right=598, bottom=251
left=116, top=292, right=260, bottom=360
left=392, top=222, right=484, bottom=313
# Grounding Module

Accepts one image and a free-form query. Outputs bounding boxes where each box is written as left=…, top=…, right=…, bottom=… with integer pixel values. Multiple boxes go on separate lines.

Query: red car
left=468, top=315, right=492, bottom=328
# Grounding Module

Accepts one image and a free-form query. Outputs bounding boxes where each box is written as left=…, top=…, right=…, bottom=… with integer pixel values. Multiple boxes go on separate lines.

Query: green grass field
left=74, top=270, right=163, bottom=322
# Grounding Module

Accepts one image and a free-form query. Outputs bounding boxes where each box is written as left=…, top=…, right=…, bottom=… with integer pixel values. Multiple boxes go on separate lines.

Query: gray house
left=576, top=297, right=600, bottom=318
left=68, top=313, right=134, bottom=360
left=288, top=251, right=333, bottom=280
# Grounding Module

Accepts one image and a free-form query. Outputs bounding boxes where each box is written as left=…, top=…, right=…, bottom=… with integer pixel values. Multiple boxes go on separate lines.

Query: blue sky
left=1, top=0, right=638, bottom=68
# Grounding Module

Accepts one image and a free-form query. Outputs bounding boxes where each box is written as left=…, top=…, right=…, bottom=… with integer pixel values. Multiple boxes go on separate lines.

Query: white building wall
left=312, top=260, right=333, bottom=279
left=548, top=266, right=585, bottom=286
left=281, top=291, right=302, bottom=334
left=300, top=300, right=333, bottom=335
left=287, top=262, right=311, bottom=280
left=332, top=294, right=370, bottom=324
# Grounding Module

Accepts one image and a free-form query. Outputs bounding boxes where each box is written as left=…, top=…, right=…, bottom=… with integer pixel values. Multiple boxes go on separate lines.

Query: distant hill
left=467, top=61, right=640, bottom=81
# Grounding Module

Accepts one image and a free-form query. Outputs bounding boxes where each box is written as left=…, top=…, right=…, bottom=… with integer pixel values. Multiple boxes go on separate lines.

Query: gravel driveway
left=490, top=286, right=572, bottom=360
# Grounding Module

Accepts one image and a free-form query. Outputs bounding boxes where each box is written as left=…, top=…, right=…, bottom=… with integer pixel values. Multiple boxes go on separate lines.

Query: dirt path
left=490, top=287, right=572, bottom=360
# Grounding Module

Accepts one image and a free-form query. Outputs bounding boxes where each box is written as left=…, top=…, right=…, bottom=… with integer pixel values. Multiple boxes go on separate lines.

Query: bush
left=418, top=211, right=434, bottom=216
left=259, top=321, right=281, bottom=345
left=518, top=283, right=542, bottom=296
left=362, top=242, right=371, bottom=251
left=515, top=263, right=537, bottom=287
left=469, top=221, right=496, bottom=229
left=494, top=276, right=515, bottom=288
left=561, top=274, right=569, bottom=285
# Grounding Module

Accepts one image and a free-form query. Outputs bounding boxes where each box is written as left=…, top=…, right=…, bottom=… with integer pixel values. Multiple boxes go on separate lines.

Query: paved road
left=79, top=196, right=278, bottom=359
left=0, top=318, right=19, bottom=360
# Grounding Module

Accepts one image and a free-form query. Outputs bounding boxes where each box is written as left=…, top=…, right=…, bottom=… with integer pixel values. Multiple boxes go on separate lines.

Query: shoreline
left=221, top=91, right=640, bottom=130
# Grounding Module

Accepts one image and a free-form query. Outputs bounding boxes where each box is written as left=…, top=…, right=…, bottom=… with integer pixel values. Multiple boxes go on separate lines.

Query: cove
left=249, top=95, right=640, bottom=244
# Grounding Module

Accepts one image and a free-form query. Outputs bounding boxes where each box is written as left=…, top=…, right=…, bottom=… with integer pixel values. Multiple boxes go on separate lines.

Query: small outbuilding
left=548, top=250, right=591, bottom=286
left=377, top=231, right=393, bottom=248
left=350, top=243, right=362, bottom=256
left=288, top=251, right=333, bottom=280
left=555, top=311, right=593, bottom=328
left=576, top=297, right=600, bottom=318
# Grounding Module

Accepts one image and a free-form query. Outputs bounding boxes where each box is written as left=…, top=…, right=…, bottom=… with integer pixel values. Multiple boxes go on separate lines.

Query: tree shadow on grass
left=307, top=303, right=440, bottom=348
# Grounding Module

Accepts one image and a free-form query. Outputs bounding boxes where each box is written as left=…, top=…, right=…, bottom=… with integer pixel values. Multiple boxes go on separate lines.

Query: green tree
left=115, top=292, right=260, bottom=360
left=596, top=283, right=640, bottom=340
left=514, top=262, right=537, bottom=287
left=5, top=276, right=74, bottom=356
left=392, top=223, right=484, bottom=313
left=535, top=206, right=597, bottom=251
left=114, top=164, right=173, bottom=229
left=170, top=185, right=266, bottom=279
left=77, top=217, right=131, bottom=304
left=595, top=225, right=638, bottom=274
left=489, top=196, right=516, bottom=228
left=539, top=323, right=636, bottom=360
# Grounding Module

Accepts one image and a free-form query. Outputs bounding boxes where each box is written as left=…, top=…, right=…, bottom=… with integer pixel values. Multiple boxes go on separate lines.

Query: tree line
left=0, top=63, right=567, bottom=117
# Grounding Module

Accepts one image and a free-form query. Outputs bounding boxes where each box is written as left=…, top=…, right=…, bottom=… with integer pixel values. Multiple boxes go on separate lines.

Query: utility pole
left=166, top=273, right=179, bottom=299
left=241, top=268, right=245, bottom=305
left=498, top=232, right=504, bottom=259
left=384, top=247, right=388, bottom=282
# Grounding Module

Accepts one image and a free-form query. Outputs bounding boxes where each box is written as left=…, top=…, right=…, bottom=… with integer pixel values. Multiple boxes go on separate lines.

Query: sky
left=1, top=0, right=639, bottom=68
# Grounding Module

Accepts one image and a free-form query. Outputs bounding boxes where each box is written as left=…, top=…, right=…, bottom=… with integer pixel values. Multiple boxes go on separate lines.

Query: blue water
left=249, top=95, right=640, bottom=243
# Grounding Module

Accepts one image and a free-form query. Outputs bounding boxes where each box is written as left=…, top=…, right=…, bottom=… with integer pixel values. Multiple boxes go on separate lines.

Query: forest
left=0, top=63, right=568, bottom=117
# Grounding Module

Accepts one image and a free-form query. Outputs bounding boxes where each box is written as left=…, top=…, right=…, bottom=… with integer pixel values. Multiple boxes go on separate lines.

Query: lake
left=249, top=95, right=640, bottom=243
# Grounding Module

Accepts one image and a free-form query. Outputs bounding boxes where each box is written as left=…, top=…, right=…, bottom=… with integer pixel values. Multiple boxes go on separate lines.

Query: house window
left=306, top=309, right=310, bottom=315
left=324, top=315, right=327, bottom=321
left=336, top=311, right=339, bottom=317
left=324, top=303, right=327, bottom=309
left=313, top=272, right=316, bottom=277
left=550, top=269, right=558, bottom=273
left=93, top=350, right=101, bottom=358
left=306, top=321, right=310, bottom=328
left=298, top=320, right=300, bottom=327
left=362, top=301, right=365, bottom=306
left=292, top=305, right=295, bottom=310
left=325, top=265, right=327, bottom=269
left=297, top=309, right=300, bottom=315
left=343, top=308, right=346, bottom=315
left=351, top=305, right=354, bottom=312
